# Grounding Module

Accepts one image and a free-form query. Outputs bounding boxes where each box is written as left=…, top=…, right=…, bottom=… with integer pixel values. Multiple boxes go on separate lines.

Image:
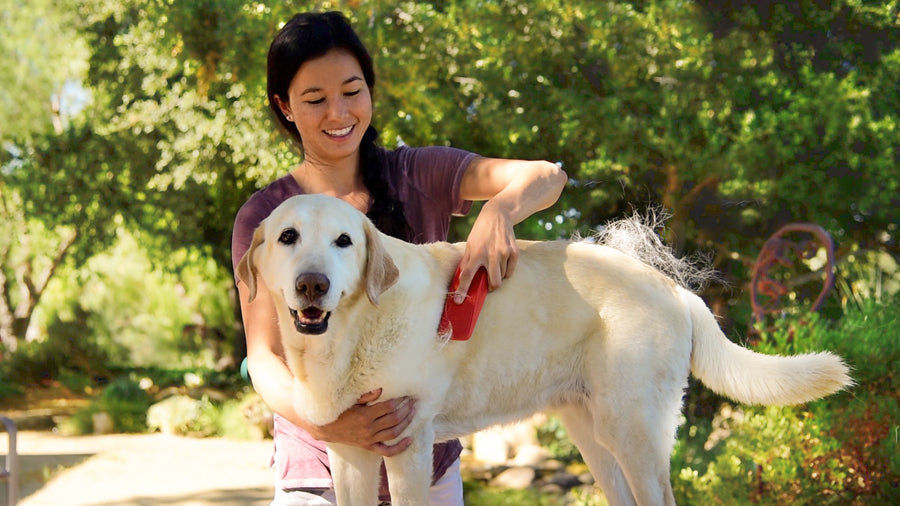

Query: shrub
left=674, top=405, right=849, bottom=504
left=61, top=376, right=154, bottom=434
left=1, top=305, right=116, bottom=387
left=674, top=296, right=900, bottom=504
left=147, top=395, right=217, bottom=437
left=536, top=415, right=582, bottom=461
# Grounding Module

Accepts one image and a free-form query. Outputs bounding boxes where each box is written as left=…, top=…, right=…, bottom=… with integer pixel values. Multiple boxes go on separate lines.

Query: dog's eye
left=335, top=234, right=352, bottom=248
left=279, top=228, right=299, bottom=245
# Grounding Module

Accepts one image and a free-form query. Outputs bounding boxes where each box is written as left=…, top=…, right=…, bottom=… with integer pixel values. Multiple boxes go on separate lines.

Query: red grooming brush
left=438, top=266, right=489, bottom=341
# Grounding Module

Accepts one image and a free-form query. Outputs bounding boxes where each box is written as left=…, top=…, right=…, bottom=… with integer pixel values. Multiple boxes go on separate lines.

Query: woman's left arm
left=455, top=157, right=567, bottom=301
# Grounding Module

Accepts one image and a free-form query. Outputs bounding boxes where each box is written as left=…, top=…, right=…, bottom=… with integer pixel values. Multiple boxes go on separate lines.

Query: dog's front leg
left=382, top=422, right=434, bottom=506
left=326, top=443, right=382, bottom=506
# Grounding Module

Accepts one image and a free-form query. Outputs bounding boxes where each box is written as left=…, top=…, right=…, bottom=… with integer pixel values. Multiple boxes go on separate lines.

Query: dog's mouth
left=289, top=307, right=331, bottom=335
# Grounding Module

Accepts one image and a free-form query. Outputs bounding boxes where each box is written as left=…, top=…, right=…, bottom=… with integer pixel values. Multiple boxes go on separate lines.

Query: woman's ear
left=273, top=94, right=293, bottom=121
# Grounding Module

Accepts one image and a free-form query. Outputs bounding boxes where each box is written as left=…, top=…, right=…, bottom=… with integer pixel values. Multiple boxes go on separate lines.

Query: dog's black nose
left=296, top=272, right=330, bottom=298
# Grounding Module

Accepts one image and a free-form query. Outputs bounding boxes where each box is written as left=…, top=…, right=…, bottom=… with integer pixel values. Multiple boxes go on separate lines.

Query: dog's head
left=237, top=194, right=399, bottom=335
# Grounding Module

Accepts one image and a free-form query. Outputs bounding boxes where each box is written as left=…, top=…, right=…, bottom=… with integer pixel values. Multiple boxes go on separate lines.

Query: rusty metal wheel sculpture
left=750, top=223, right=836, bottom=328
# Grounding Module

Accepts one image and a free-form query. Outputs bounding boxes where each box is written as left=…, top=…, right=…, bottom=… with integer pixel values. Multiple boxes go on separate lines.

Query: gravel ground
left=2, top=431, right=276, bottom=506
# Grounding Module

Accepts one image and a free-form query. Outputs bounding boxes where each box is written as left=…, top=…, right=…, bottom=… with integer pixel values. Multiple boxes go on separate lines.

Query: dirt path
left=2, top=431, right=275, bottom=506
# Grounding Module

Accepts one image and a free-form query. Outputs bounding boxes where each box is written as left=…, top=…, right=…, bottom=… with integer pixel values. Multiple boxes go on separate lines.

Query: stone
left=489, top=466, right=536, bottom=490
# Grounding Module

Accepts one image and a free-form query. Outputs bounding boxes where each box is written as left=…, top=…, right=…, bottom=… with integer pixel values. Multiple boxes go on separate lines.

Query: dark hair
left=266, top=11, right=410, bottom=240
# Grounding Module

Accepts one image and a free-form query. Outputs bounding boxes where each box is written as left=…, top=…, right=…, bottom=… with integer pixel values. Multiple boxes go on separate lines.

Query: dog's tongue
left=300, top=308, right=325, bottom=323
left=290, top=308, right=330, bottom=335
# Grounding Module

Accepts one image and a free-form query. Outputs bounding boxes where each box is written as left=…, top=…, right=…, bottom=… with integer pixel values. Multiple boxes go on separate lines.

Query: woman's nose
left=326, top=97, right=348, bottom=120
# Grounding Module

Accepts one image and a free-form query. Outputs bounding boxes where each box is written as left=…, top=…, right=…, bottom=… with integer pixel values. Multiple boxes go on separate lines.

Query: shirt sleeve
left=404, top=145, right=479, bottom=217
left=385, top=145, right=480, bottom=243
left=231, top=197, right=266, bottom=282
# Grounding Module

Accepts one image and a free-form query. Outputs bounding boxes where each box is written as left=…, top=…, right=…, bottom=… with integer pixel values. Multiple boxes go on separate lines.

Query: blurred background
left=1, top=1, right=898, bottom=504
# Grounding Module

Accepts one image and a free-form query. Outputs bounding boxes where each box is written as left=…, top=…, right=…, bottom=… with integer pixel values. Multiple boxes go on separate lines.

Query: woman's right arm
left=238, top=277, right=416, bottom=457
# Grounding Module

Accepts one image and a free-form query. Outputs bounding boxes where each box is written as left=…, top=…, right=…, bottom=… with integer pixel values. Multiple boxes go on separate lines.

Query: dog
left=237, top=194, right=851, bottom=506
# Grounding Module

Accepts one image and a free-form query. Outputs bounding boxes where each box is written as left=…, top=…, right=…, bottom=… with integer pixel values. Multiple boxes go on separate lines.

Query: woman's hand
left=306, top=388, right=416, bottom=457
left=454, top=157, right=566, bottom=300
left=454, top=200, right=518, bottom=303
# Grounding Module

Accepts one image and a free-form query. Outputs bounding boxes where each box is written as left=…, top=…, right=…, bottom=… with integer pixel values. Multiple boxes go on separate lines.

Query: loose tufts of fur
left=584, top=208, right=717, bottom=292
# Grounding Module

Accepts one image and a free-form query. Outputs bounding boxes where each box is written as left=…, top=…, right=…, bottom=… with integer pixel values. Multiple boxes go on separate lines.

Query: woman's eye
left=335, top=234, right=352, bottom=248
left=345, top=89, right=361, bottom=97
left=279, top=228, right=299, bottom=245
left=306, top=98, right=325, bottom=105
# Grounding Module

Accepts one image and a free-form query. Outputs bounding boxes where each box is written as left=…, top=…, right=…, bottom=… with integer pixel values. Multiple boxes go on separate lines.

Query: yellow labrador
left=237, top=194, right=851, bottom=506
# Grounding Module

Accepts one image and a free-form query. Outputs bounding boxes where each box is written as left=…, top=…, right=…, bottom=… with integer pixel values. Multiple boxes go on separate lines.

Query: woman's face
left=276, top=48, right=373, bottom=165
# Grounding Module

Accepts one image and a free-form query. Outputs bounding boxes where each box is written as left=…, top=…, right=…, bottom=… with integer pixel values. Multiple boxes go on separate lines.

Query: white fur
left=237, top=194, right=852, bottom=506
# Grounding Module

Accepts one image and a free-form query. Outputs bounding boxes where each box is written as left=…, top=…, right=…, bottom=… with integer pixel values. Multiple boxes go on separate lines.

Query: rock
left=548, top=470, right=581, bottom=489
left=542, top=458, right=564, bottom=472
left=471, top=428, right=512, bottom=466
left=511, top=444, right=550, bottom=467
left=92, top=412, right=114, bottom=434
left=539, top=483, right=564, bottom=495
left=470, top=414, right=547, bottom=466
left=489, top=466, right=536, bottom=490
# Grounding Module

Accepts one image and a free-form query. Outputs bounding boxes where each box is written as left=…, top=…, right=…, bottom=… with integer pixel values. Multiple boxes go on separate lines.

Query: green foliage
left=7, top=0, right=898, bottom=280
left=675, top=297, right=900, bottom=504
left=99, top=376, right=155, bottom=433
left=0, top=378, right=24, bottom=401
left=62, top=376, right=155, bottom=434
left=536, top=415, right=582, bottom=462
left=144, top=390, right=266, bottom=440
left=0, top=0, right=89, bottom=144
left=463, top=480, right=608, bottom=505
left=462, top=481, right=568, bottom=506
left=146, top=395, right=218, bottom=437
left=755, top=296, right=900, bottom=396
left=1, top=304, right=116, bottom=385
left=675, top=405, right=849, bottom=505
left=60, top=370, right=261, bottom=438
left=28, top=229, right=237, bottom=369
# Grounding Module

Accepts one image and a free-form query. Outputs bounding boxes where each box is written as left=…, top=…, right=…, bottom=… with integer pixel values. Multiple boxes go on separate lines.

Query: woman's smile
left=325, top=125, right=355, bottom=138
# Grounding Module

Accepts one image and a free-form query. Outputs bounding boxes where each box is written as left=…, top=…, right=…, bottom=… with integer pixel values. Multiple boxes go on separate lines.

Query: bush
left=147, top=395, right=218, bottom=437
left=675, top=405, right=849, bottom=504
left=61, top=376, right=155, bottom=435
left=1, top=305, right=116, bottom=387
left=143, top=385, right=268, bottom=439
left=536, top=415, right=582, bottom=461
left=673, top=296, right=900, bottom=504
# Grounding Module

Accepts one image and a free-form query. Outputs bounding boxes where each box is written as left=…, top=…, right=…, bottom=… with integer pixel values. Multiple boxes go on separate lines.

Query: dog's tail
left=687, top=291, right=852, bottom=405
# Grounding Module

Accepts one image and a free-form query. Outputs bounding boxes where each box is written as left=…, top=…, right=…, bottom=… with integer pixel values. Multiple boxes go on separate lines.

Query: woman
left=232, top=11, right=566, bottom=505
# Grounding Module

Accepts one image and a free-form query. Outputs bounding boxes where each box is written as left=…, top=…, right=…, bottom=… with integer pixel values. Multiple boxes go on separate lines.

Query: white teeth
left=325, top=126, right=353, bottom=136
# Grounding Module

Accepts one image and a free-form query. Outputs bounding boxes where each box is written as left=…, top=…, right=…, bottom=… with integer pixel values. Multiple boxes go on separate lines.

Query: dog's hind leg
left=556, top=404, right=636, bottom=506
left=326, top=443, right=382, bottom=506
left=595, top=395, right=679, bottom=506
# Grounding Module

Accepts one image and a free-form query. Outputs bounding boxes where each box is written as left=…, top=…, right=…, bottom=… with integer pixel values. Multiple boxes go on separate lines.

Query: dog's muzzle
left=290, top=272, right=331, bottom=334
left=289, top=307, right=331, bottom=335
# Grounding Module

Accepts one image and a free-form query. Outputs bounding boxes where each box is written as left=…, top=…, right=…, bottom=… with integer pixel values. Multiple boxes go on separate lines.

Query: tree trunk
left=661, top=164, right=719, bottom=255
left=0, top=228, right=77, bottom=353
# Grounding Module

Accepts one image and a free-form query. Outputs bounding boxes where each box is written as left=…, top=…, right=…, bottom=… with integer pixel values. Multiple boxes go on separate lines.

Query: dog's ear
left=236, top=226, right=266, bottom=302
left=363, top=219, right=399, bottom=305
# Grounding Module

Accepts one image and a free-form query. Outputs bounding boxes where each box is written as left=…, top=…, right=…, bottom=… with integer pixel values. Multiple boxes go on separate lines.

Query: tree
left=0, top=0, right=87, bottom=352
left=6, top=0, right=899, bottom=348
left=0, top=0, right=88, bottom=143
left=0, top=185, right=76, bottom=352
